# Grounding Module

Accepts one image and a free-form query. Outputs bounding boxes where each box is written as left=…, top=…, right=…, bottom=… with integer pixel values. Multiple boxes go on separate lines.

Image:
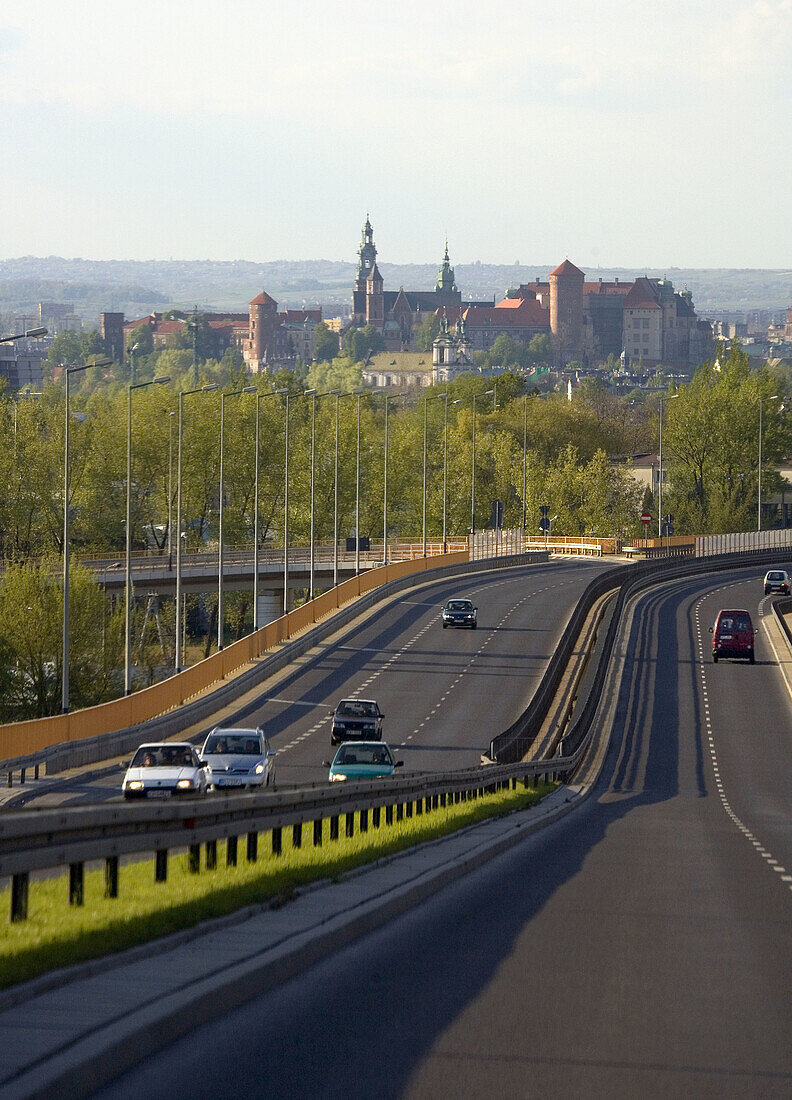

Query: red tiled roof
left=549, top=259, right=584, bottom=278
left=463, top=300, right=550, bottom=326
left=623, top=278, right=661, bottom=309
left=250, top=291, right=277, bottom=306
left=583, top=281, right=632, bottom=296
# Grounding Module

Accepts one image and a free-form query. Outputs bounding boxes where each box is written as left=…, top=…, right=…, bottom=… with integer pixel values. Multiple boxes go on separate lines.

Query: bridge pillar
left=256, top=590, right=282, bottom=626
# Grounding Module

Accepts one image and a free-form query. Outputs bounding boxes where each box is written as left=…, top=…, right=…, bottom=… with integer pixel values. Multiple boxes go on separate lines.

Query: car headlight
left=127, top=780, right=143, bottom=790
left=254, top=763, right=264, bottom=774
left=176, top=779, right=194, bottom=789
left=330, top=773, right=347, bottom=782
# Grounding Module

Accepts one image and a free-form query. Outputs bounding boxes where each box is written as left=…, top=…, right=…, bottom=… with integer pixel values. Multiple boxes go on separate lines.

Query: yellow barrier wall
left=0, top=549, right=470, bottom=760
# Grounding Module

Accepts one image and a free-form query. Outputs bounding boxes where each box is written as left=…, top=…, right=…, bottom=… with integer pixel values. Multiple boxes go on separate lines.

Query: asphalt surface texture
left=11, top=558, right=610, bottom=807
left=93, top=563, right=792, bottom=1099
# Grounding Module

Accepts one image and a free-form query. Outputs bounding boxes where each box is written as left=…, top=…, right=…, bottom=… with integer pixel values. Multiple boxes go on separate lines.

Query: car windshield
left=447, top=600, right=472, bottom=611
left=336, top=701, right=377, bottom=718
left=131, top=746, right=195, bottom=768
left=334, top=745, right=393, bottom=766
left=204, top=734, right=262, bottom=755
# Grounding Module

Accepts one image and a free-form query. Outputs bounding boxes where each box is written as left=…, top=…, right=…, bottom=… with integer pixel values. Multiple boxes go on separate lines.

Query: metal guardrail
left=0, top=759, right=561, bottom=921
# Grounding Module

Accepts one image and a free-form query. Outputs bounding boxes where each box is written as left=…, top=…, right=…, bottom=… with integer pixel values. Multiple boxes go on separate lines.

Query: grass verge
left=0, top=781, right=555, bottom=991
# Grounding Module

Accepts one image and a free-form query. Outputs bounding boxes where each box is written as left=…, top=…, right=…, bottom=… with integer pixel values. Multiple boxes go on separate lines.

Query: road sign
left=641, top=510, right=651, bottom=525
left=539, top=505, right=550, bottom=517
left=664, top=513, right=674, bottom=524
left=539, top=517, right=550, bottom=532
left=662, top=522, right=674, bottom=537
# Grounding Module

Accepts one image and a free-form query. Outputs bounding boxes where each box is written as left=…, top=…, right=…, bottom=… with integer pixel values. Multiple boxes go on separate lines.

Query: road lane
left=95, top=564, right=792, bottom=1098
left=21, top=558, right=610, bottom=805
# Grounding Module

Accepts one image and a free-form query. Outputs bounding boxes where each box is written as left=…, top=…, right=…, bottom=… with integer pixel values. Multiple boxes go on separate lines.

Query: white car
left=122, top=742, right=208, bottom=799
left=763, top=569, right=790, bottom=595
left=200, top=727, right=276, bottom=790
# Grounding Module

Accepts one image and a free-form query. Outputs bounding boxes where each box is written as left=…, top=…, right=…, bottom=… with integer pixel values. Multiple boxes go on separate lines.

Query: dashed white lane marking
left=276, top=575, right=565, bottom=757
left=695, top=587, right=792, bottom=897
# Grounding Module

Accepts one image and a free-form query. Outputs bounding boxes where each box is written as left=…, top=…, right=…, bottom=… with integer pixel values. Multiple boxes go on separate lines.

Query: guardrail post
left=104, top=856, right=119, bottom=899
left=247, top=832, right=258, bottom=862
left=372, top=806, right=380, bottom=828
left=360, top=808, right=368, bottom=832
left=155, top=850, right=168, bottom=882
left=188, top=844, right=201, bottom=873
left=330, top=815, right=339, bottom=841
left=292, top=822, right=302, bottom=849
left=313, top=819, right=322, bottom=847
left=271, top=827, right=282, bottom=856
left=206, top=840, right=217, bottom=870
left=6, top=772, right=11, bottom=788
left=69, top=862, right=84, bottom=906
left=20, top=768, right=25, bottom=785
left=10, top=873, right=28, bottom=922
left=345, top=812, right=354, bottom=838
left=34, top=765, right=40, bottom=781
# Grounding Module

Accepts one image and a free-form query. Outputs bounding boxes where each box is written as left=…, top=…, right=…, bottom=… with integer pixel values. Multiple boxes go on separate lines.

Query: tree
left=416, top=314, right=440, bottom=352
left=46, top=330, right=83, bottom=367
left=313, top=322, right=339, bottom=363
left=344, top=326, right=386, bottom=364
left=126, top=322, right=154, bottom=357
left=306, top=357, right=362, bottom=393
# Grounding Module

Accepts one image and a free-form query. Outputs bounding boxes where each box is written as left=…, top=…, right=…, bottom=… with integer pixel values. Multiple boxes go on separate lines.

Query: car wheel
left=749, top=650, right=755, bottom=664
left=471, top=622, right=477, bottom=629
left=713, top=654, right=718, bottom=663
left=442, top=622, right=447, bottom=629
left=765, top=587, right=770, bottom=595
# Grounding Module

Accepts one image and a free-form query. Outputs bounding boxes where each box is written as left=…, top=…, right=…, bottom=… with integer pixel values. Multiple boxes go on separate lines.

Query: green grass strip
left=0, top=782, right=555, bottom=990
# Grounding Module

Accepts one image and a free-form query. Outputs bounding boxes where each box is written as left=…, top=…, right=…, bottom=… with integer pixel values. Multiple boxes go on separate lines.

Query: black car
left=331, top=699, right=384, bottom=744
left=441, top=598, right=477, bottom=629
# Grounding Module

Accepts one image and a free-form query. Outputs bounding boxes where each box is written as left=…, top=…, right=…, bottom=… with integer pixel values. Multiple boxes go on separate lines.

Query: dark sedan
left=441, top=598, right=477, bottom=629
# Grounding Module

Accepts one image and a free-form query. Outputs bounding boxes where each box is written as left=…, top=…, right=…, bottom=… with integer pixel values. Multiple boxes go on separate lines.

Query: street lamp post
left=471, top=388, right=495, bottom=537
left=0, top=327, right=47, bottom=343
left=127, top=342, right=140, bottom=386
left=125, top=375, right=171, bottom=695
left=218, top=386, right=256, bottom=651
left=758, top=394, right=778, bottom=532
left=253, top=388, right=287, bottom=631
left=657, top=392, right=679, bottom=538
left=283, top=392, right=291, bottom=615
left=422, top=392, right=447, bottom=556
left=175, top=384, right=217, bottom=673
left=332, top=390, right=361, bottom=587
left=61, top=357, right=111, bottom=713
left=522, top=391, right=528, bottom=531
left=383, top=392, right=405, bottom=566
left=167, top=411, right=175, bottom=569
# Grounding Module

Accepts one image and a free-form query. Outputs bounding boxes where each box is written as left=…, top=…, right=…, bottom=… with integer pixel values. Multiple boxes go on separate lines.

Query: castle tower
left=248, top=290, right=278, bottom=369
left=355, top=215, right=377, bottom=294
left=549, top=259, right=584, bottom=364
left=432, top=310, right=454, bottom=379
left=366, top=262, right=384, bottom=328
left=435, top=241, right=458, bottom=299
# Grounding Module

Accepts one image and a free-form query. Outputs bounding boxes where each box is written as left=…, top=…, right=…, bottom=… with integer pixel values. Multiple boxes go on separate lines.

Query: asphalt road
left=22, top=558, right=610, bottom=806
left=95, top=564, right=792, bottom=1099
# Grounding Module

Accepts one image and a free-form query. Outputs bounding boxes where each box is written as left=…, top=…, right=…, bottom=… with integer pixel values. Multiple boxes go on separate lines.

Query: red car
left=710, top=609, right=756, bottom=664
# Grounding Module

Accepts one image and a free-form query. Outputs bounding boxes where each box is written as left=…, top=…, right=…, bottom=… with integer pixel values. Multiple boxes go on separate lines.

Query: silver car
left=200, top=727, right=276, bottom=790
left=122, top=742, right=208, bottom=799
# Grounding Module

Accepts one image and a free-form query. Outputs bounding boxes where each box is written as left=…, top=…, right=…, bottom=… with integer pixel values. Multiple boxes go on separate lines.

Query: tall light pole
left=283, top=391, right=291, bottom=615
left=175, top=383, right=217, bottom=673
left=471, top=388, right=495, bottom=536
left=422, top=392, right=447, bottom=556
left=125, top=374, right=171, bottom=695
left=332, top=390, right=362, bottom=587
left=61, top=357, right=111, bottom=714
left=383, top=392, right=405, bottom=566
left=253, top=388, right=287, bottom=630
left=657, top=392, right=679, bottom=538
left=127, top=342, right=140, bottom=386
left=522, top=391, right=528, bottom=530
left=218, top=386, right=256, bottom=651
left=758, top=394, right=778, bottom=532
left=167, top=410, right=175, bottom=569
left=304, top=389, right=319, bottom=599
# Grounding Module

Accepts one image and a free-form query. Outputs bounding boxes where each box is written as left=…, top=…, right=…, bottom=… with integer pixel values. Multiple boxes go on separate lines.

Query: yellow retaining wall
left=0, top=551, right=469, bottom=760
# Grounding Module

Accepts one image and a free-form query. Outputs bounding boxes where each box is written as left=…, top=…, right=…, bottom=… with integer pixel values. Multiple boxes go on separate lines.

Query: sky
left=1, top=0, right=791, bottom=269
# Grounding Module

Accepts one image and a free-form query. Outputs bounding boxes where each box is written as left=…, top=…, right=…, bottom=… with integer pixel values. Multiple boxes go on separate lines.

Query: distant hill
left=0, top=257, right=790, bottom=323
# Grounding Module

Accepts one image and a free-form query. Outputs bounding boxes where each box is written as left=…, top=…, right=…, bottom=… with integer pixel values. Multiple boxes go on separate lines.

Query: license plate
left=147, top=789, right=172, bottom=799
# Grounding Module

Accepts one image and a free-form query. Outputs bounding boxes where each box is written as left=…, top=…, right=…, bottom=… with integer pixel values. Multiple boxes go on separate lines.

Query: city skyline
left=2, top=0, right=791, bottom=268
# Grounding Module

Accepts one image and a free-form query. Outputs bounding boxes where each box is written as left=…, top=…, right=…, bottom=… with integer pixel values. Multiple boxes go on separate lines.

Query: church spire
left=436, top=240, right=457, bottom=294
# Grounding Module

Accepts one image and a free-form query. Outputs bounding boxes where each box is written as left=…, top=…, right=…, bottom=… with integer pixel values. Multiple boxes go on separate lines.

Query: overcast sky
left=2, top=0, right=790, bottom=269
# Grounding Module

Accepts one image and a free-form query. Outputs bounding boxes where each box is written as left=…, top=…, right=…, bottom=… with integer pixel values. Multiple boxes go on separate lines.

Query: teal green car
left=325, top=741, right=404, bottom=782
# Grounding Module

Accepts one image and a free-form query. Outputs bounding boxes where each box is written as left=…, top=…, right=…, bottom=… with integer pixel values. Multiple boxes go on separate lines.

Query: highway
left=94, top=563, right=792, bottom=1098
left=19, top=557, right=611, bottom=806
